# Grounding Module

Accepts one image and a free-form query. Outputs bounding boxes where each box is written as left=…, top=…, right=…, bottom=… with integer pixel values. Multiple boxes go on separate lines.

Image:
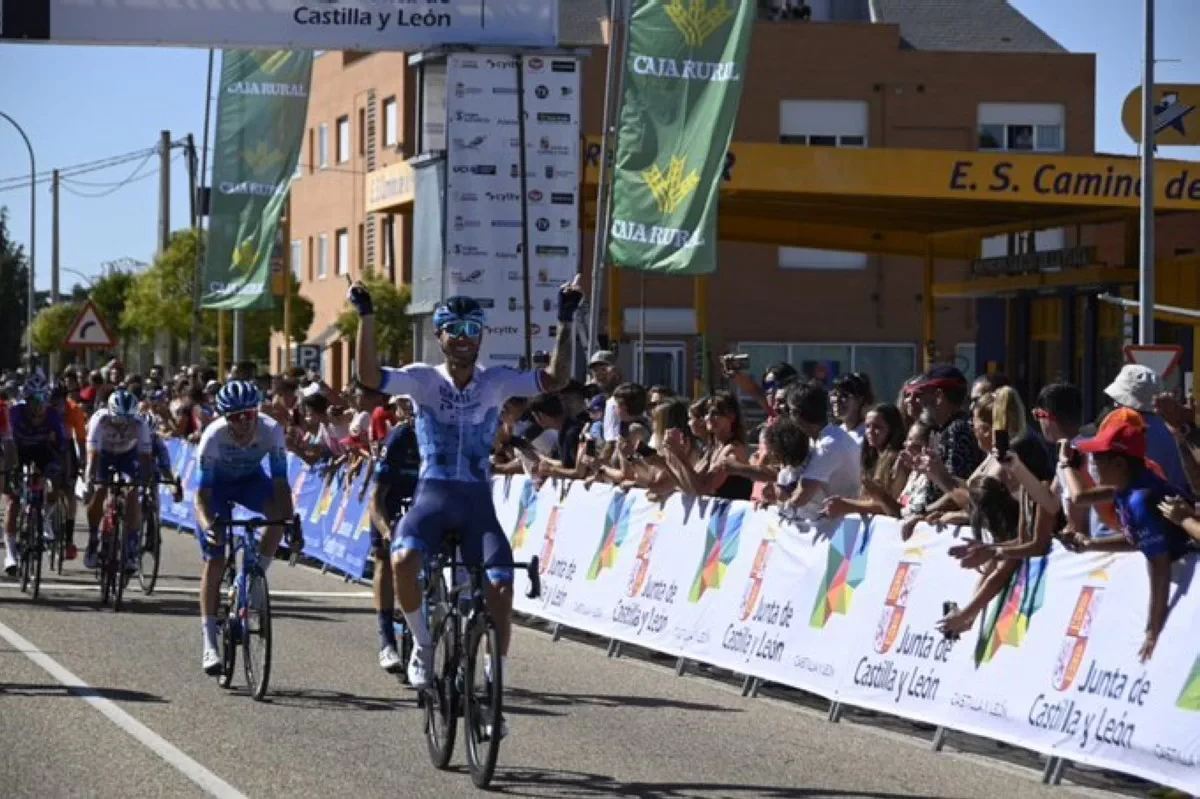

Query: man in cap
left=910, top=364, right=985, bottom=509
left=587, top=350, right=622, bottom=449
left=1061, top=414, right=1191, bottom=662
left=1102, top=364, right=1189, bottom=491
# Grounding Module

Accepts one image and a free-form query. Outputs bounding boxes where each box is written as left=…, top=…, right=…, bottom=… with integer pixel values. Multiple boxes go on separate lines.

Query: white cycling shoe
left=202, top=648, right=222, bottom=676
left=3, top=551, right=17, bottom=577
left=379, top=645, right=403, bottom=674
left=407, top=645, right=434, bottom=689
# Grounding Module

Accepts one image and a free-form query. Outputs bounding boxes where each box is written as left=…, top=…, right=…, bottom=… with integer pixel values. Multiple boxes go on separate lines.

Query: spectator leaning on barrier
left=824, top=403, right=908, bottom=519
left=1103, top=364, right=1190, bottom=492
left=910, top=365, right=985, bottom=510
left=782, top=381, right=860, bottom=519
left=830, top=372, right=873, bottom=446
left=1061, top=415, right=1193, bottom=662
left=587, top=350, right=622, bottom=445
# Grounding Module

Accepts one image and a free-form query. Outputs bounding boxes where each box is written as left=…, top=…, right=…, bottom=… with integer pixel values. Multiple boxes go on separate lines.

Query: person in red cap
left=1060, top=415, right=1192, bottom=662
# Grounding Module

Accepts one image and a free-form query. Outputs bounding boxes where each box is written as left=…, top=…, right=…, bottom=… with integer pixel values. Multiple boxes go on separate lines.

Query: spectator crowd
left=12, top=349, right=1200, bottom=664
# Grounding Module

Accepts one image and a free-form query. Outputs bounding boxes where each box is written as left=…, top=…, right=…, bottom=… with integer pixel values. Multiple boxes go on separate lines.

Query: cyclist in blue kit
left=348, top=276, right=581, bottom=722
left=192, top=381, right=297, bottom=675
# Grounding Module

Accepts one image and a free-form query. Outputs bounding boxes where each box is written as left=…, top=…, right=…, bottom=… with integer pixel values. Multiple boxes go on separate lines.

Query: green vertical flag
left=606, top=0, right=755, bottom=275
left=202, top=50, right=312, bottom=310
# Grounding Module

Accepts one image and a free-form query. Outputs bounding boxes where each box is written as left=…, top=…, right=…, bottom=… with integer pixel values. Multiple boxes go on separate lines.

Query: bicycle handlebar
left=212, top=514, right=305, bottom=567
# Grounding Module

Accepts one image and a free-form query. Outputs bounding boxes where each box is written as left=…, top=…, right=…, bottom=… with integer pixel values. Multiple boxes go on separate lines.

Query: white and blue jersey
left=380, top=363, right=545, bottom=484
left=87, top=409, right=153, bottom=479
left=195, top=415, right=288, bottom=489
left=380, top=361, right=546, bottom=582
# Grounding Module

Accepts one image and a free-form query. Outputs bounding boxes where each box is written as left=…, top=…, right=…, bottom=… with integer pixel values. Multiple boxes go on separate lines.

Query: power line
left=60, top=149, right=165, bottom=196
left=0, top=140, right=189, bottom=193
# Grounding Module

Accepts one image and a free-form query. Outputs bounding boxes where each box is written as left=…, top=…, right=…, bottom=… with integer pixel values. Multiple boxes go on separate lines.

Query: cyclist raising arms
left=368, top=410, right=421, bottom=673
left=349, top=278, right=580, bottom=710
left=193, top=381, right=294, bottom=675
left=4, top=374, right=68, bottom=576
left=84, top=390, right=153, bottom=571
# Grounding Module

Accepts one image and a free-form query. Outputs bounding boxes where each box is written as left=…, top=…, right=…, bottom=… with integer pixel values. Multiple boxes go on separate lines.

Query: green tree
left=124, top=228, right=315, bottom=369
left=29, top=302, right=82, bottom=357
left=90, top=270, right=136, bottom=340
left=336, top=267, right=413, bottom=365
left=0, top=207, right=31, bottom=369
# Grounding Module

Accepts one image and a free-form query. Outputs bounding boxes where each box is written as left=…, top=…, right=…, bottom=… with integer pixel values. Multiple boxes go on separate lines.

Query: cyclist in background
left=368, top=411, right=421, bottom=673
left=84, top=390, right=153, bottom=571
left=4, top=374, right=68, bottom=576
left=349, top=277, right=579, bottom=736
left=51, top=381, right=87, bottom=561
left=140, top=403, right=185, bottom=504
left=193, top=381, right=294, bottom=675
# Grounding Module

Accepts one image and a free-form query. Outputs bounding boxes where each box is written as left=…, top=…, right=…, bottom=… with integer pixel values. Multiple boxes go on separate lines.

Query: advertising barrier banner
left=493, top=477, right=1200, bottom=795
left=154, top=442, right=1200, bottom=794
left=2, top=1, right=558, bottom=50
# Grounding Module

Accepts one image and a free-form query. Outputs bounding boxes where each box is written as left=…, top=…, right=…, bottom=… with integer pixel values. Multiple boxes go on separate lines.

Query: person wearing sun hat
left=1059, top=412, right=1191, bottom=663
left=1103, top=364, right=1190, bottom=491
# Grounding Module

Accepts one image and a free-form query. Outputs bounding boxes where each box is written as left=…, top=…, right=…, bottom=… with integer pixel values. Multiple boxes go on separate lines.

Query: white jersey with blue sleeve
left=195, top=415, right=289, bottom=489
left=86, top=409, right=153, bottom=456
left=380, top=363, right=544, bottom=483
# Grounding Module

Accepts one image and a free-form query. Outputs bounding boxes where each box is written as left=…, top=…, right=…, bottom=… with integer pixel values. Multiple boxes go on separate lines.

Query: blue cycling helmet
left=215, top=380, right=261, bottom=415
left=107, top=389, right=139, bottom=418
left=21, top=372, right=49, bottom=402
left=432, top=295, right=486, bottom=332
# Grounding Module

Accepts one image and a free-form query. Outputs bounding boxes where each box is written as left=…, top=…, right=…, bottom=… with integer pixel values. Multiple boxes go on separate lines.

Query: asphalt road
left=0, top=521, right=1154, bottom=799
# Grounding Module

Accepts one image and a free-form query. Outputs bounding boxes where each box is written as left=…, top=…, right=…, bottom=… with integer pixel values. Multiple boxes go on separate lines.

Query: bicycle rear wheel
left=55, top=500, right=67, bottom=576
left=137, top=508, right=161, bottom=595
left=463, top=617, right=504, bottom=789
left=242, top=566, right=272, bottom=701
left=424, top=613, right=459, bottom=770
left=30, top=505, right=44, bottom=601
left=112, top=520, right=126, bottom=612
left=217, top=563, right=238, bottom=688
left=18, top=509, right=32, bottom=594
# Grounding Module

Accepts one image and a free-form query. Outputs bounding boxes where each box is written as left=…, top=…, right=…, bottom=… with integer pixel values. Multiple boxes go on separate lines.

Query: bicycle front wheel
left=463, top=617, right=504, bottom=788
left=242, top=566, right=272, bottom=701
left=137, top=510, right=161, bottom=595
left=424, top=613, right=459, bottom=770
left=216, top=563, right=238, bottom=689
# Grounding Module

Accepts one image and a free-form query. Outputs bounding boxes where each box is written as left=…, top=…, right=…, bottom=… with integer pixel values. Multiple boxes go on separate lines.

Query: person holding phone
left=1059, top=416, right=1192, bottom=662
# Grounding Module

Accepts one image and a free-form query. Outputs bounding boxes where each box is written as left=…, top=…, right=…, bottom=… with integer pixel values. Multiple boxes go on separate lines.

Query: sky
left=0, top=0, right=1198, bottom=293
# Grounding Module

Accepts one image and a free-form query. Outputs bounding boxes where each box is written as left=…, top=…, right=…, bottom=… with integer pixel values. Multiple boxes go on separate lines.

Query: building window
left=981, top=228, right=1067, bottom=258
left=307, top=128, right=315, bottom=173
left=357, top=223, right=365, bottom=274
left=383, top=97, right=398, bottom=147
left=977, top=103, right=1064, bottom=152
left=779, top=100, right=868, bottom=146
left=336, top=228, right=350, bottom=276
left=290, top=239, right=302, bottom=283
left=318, top=123, right=329, bottom=169
left=318, top=233, right=328, bottom=278
left=358, top=108, right=366, bottom=156
left=777, top=100, right=869, bottom=269
left=337, top=115, right=350, bottom=164
left=307, top=237, right=314, bottom=281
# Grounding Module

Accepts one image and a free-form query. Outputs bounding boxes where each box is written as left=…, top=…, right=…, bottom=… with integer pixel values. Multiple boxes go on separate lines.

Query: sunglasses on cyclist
left=227, top=409, right=257, bottom=424
left=439, top=320, right=483, bottom=339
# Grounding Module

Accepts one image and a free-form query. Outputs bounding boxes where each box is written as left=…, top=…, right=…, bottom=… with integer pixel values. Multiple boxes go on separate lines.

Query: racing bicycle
left=420, top=532, right=541, bottom=789
left=135, top=477, right=180, bottom=595
left=13, top=464, right=50, bottom=601
left=214, top=515, right=303, bottom=701
left=92, top=476, right=140, bottom=612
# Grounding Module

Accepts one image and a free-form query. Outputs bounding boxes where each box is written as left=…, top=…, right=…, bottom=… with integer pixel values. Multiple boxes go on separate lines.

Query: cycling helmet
left=21, top=372, right=49, bottom=402
left=215, top=380, right=261, bottom=415
left=107, top=389, right=139, bottom=418
left=432, top=295, right=486, bottom=332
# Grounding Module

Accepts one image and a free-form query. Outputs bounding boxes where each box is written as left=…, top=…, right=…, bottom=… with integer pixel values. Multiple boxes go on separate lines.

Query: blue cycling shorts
left=98, top=449, right=140, bottom=480
left=193, top=469, right=274, bottom=561
left=391, top=479, right=513, bottom=583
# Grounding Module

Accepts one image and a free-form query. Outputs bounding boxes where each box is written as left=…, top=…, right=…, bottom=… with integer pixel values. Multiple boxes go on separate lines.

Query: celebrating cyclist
left=84, top=390, right=154, bottom=572
left=349, top=276, right=580, bottom=729
left=193, top=381, right=294, bottom=676
left=3, top=374, right=69, bottom=576
left=368, top=410, right=421, bottom=673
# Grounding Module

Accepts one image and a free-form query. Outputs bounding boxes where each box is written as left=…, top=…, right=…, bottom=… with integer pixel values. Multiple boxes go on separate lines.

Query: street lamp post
left=0, top=111, right=36, bottom=367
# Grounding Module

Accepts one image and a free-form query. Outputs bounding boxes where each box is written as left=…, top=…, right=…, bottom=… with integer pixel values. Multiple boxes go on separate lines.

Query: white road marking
left=0, top=616, right=248, bottom=799
left=0, top=582, right=372, bottom=598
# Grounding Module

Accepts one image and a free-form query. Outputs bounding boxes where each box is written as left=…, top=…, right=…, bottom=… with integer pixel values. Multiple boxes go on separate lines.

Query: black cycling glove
left=557, top=280, right=584, bottom=323
left=347, top=283, right=374, bottom=317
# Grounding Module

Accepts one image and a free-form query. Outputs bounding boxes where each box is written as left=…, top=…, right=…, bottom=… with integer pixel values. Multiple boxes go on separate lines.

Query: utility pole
left=282, top=204, right=292, bottom=372
left=186, top=133, right=198, bottom=230
left=50, top=168, right=61, bottom=374
left=156, top=130, right=172, bottom=371
left=192, top=50, right=216, bottom=368
left=1138, top=0, right=1156, bottom=346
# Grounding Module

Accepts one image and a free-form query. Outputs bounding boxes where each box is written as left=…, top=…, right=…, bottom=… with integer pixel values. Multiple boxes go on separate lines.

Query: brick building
left=281, top=0, right=1199, bottom=408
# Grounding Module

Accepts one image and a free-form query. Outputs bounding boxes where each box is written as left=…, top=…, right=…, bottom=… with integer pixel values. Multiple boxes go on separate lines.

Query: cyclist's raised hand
left=346, top=279, right=374, bottom=317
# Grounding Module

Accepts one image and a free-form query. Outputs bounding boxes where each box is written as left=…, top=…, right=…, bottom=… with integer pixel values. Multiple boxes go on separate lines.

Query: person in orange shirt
left=51, top=381, right=87, bottom=560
